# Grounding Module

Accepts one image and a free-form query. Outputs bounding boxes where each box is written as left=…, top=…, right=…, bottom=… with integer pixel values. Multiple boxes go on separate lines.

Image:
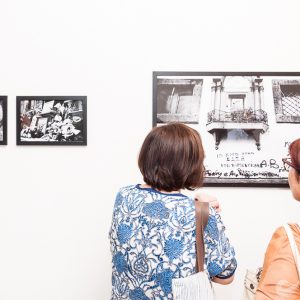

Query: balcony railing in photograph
left=207, top=109, right=268, bottom=125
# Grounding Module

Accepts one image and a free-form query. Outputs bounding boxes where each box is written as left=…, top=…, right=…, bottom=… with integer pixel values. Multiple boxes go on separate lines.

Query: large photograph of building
left=154, top=73, right=300, bottom=186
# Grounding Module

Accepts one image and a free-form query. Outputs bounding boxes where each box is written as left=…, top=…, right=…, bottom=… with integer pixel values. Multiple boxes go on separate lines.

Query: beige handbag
left=172, top=201, right=216, bottom=300
left=243, top=268, right=262, bottom=300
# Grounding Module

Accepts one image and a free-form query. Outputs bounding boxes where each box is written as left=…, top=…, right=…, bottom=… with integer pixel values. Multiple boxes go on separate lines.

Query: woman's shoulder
left=271, top=225, right=286, bottom=239
left=113, top=185, right=139, bottom=207
left=263, top=223, right=300, bottom=257
left=118, top=184, right=138, bottom=194
left=270, top=223, right=300, bottom=249
left=117, top=184, right=148, bottom=198
left=266, top=226, right=288, bottom=250
left=271, top=223, right=300, bottom=239
left=257, top=224, right=300, bottom=299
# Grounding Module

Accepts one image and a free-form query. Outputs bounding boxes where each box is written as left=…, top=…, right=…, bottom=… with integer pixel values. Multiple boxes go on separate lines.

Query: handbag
left=172, top=200, right=215, bottom=300
left=243, top=268, right=262, bottom=300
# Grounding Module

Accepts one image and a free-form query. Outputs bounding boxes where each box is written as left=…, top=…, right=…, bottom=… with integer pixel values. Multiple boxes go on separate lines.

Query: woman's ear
left=288, top=169, right=300, bottom=201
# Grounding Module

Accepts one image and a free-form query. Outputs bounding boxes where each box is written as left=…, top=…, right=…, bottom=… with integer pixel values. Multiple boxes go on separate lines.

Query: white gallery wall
left=0, top=0, right=300, bottom=299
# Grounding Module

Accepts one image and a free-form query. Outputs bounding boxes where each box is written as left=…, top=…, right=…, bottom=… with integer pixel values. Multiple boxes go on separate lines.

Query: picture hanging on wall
left=0, top=96, right=7, bottom=145
left=17, top=96, right=87, bottom=146
left=153, top=72, right=300, bottom=186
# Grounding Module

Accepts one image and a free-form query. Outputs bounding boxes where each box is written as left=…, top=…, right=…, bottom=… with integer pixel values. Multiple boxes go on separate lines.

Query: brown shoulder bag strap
left=194, top=199, right=209, bottom=273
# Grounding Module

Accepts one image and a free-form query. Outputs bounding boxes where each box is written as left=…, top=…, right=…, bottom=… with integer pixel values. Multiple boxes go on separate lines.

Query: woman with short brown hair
left=109, top=123, right=236, bottom=299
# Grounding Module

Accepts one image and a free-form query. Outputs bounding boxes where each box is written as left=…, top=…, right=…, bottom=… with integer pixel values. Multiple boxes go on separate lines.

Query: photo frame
left=153, top=72, right=300, bottom=187
left=0, top=96, right=7, bottom=145
left=17, top=96, right=87, bottom=146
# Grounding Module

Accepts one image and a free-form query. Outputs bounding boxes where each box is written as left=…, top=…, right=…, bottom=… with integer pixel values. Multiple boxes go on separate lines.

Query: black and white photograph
left=0, top=96, right=7, bottom=145
left=153, top=72, right=300, bottom=186
left=156, top=78, right=203, bottom=123
left=17, top=96, right=87, bottom=145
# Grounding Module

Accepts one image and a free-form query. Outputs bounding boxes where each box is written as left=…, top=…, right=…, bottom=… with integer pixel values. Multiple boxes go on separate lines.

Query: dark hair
left=138, top=123, right=205, bottom=192
left=289, top=139, right=300, bottom=172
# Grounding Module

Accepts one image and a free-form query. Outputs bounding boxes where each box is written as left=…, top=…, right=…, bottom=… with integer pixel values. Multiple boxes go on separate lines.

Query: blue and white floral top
left=109, top=185, right=237, bottom=300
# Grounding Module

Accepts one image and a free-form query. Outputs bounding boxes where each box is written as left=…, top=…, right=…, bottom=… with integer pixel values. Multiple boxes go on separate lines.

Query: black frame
left=0, top=96, right=7, bottom=145
left=16, top=96, right=87, bottom=146
left=153, top=72, right=300, bottom=187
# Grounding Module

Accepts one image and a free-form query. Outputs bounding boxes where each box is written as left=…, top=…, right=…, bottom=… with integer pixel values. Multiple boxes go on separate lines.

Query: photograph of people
left=19, top=98, right=85, bottom=143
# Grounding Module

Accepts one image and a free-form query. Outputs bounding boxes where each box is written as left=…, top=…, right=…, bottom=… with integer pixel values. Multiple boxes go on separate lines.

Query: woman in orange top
left=256, top=139, right=300, bottom=299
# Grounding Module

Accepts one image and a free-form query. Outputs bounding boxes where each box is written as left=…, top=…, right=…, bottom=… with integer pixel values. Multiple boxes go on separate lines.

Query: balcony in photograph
left=206, top=76, right=269, bottom=150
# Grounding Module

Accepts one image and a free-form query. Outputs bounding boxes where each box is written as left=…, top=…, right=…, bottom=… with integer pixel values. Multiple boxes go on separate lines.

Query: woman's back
left=109, top=185, right=236, bottom=299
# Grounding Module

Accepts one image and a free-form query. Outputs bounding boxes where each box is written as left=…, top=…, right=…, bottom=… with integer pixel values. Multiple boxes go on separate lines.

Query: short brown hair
left=138, top=123, right=205, bottom=192
left=289, top=139, right=300, bottom=172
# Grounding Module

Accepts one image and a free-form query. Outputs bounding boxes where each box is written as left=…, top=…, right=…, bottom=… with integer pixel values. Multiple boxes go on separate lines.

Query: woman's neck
left=140, top=184, right=181, bottom=194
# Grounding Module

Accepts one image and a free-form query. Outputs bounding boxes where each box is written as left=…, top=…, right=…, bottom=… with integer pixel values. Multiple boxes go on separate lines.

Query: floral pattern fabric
left=109, top=185, right=237, bottom=299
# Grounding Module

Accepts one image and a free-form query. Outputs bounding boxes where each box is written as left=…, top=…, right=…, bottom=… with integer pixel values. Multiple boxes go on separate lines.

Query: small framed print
left=17, top=96, right=87, bottom=146
left=0, top=96, right=7, bottom=145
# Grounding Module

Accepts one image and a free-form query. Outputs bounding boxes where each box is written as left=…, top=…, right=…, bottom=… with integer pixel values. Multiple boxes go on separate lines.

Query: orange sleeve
left=255, top=225, right=300, bottom=300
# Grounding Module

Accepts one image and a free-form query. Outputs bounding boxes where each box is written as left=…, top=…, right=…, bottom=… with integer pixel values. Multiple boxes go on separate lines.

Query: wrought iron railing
left=281, top=90, right=300, bottom=116
left=207, top=109, right=268, bottom=125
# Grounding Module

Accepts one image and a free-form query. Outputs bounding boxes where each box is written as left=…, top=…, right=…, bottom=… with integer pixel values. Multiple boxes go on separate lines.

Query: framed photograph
left=17, top=96, right=87, bottom=146
left=153, top=72, right=300, bottom=186
left=0, top=96, right=7, bottom=145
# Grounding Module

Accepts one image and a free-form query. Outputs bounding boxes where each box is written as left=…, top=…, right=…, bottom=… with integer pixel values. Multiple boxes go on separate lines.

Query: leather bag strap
left=194, top=200, right=209, bottom=273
